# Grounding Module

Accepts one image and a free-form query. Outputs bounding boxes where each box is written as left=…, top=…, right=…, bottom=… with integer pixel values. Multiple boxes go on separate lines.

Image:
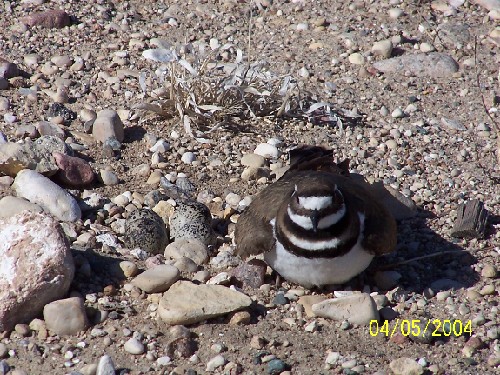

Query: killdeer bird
left=235, top=146, right=397, bottom=288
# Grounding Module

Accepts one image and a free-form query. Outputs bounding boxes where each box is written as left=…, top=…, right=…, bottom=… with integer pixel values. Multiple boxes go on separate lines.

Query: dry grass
left=134, top=42, right=343, bottom=137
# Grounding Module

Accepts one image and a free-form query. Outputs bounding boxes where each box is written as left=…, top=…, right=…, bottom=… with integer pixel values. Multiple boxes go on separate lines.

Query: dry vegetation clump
left=134, top=42, right=344, bottom=137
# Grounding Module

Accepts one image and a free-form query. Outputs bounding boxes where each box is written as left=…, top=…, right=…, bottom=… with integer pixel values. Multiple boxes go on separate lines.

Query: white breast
left=266, top=213, right=372, bottom=287
left=265, top=240, right=373, bottom=288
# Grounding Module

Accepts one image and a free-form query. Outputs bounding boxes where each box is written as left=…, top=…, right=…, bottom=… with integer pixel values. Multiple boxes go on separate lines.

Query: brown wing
left=234, top=177, right=296, bottom=258
left=339, top=178, right=397, bottom=256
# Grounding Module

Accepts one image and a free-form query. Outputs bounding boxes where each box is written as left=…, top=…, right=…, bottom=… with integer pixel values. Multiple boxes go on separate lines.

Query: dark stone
left=408, top=319, right=436, bottom=344
left=167, top=337, right=197, bottom=358
left=103, top=136, right=121, bottom=151
left=47, top=103, right=76, bottom=122
left=272, top=292, right=289, bottom=305
left=429, top=278, right=464, bottom=292
left=267, top=359, right=287, bottom=375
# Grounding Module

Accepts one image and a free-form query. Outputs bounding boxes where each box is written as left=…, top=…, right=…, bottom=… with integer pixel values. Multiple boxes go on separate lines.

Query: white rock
left=164, top=238, right=209, bottom=265
left=312, top=293, right=379, bottom=325
left=124, top=337, right=145, bottom=355
left=348, top=52, right=365, bottom=65
left=150, top=139, right=170, bottom=153
left=325, top=351, right=341, bottom=365
left=43, top=297, right=88, bottom=336
left=254, top=143, right=279, bottom=158
left=130, top=264, right=180, bottom=293
left=420, top=42, right=435, bottom=52
left=0, top=196, right=43, bottom=219
left=206, top=354, right=227, bottom=372
left=389, top=8, right=404, bottom=18
left=391, top=108, right=405, bottom=118
left=241, top=153, right=265, bottom=168
left=181, top=151, right=197, bottom=164
left=371, top=39, right=393, bottom=58
left=100, top=170, right=119, bottom=185
left=298, top=67, right=310, bottom=78
left=0, top=212, right=74, bottom=331
left=225, top=192, right=241, bottom=207
left=389, top=357, right=424, bottom=375
left=296, top=22, right=309, bottom=31
left=12, top=169, right=81, bottom=222
left=158, top=281, right=252, bottom=325
left=207, top=272, right=231, bottom=285
left=97, top=355, right=115, bottom=375
left=156, top=356, right=171, bottom=366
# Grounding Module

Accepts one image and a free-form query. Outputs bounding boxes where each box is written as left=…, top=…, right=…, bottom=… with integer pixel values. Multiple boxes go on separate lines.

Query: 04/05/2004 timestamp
left=369, top=319, right=472, bottom=338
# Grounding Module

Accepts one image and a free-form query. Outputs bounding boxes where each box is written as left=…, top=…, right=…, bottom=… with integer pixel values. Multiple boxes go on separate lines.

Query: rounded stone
left=254, top=143, right=279, bottom=158
left=0, top=196, right=43, bottom=219
left=181, top=152, right=196, bottom=164
left=130, top=264, right=180, bottom=293
left=164, top=238, right=209, bottom=265
left=348, top=52, right=365, bottom=65
left=391, top=108, right=405, bottom=118
left=53, top=152, right=95, bottom=187
left=241, top=153, right=266, bottom=168
left=124, top=209, right=169, bottom=254
left=43, top=297, right=89, bottom=336
left=481, top=264, right=497, bottom=278
left=119, top=261, right=139, bottom=278
left=99, top=170, right=119, bottom=186
left=12, top=169, right=81, bottom=222
left=124, top=337, right=145, bottom=355
left=372, top=39, right=393, bottom=58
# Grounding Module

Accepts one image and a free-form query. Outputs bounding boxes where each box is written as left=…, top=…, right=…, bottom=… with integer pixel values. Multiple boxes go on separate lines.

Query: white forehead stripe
left=298, top=196, right=332, bottom=210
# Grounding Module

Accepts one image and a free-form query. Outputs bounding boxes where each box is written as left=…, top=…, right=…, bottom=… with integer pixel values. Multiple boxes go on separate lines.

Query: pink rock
left=53, top=152, right=95, bottom=187
left=20, top=9, right=71, bottom=29
left=35, top=121, right=65, bottom=139
left=92, top=109, right=124, bottom=143
left=0, top=212, right=74, bottom=332
left=231, top=259, right=267, bottom=288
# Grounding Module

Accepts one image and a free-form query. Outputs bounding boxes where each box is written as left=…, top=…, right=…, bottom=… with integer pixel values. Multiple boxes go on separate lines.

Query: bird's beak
left=310, top=210, right=320, bottom=233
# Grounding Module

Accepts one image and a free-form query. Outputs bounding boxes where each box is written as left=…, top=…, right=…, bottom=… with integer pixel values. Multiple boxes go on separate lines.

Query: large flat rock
left=372, top=52, right=459, bottom=78
left=158, top=281, right=252, bottom=325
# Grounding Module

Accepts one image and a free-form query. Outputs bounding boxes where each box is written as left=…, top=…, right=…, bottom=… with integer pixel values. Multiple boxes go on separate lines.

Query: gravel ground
left=0, top=0, right=499, bottom=374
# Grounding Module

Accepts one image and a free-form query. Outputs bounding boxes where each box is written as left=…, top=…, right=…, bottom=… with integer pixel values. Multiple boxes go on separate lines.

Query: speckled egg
left=124, top=209, right=169, bottom=254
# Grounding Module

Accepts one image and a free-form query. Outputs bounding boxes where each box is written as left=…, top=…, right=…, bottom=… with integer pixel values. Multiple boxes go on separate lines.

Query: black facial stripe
left=283, top=210, right=351, bottom=240
left=275, top=221, right=359, bottom=259
left=290, top=202, right=344, bottom=218
left=275, top=208, right=360, bottom=259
